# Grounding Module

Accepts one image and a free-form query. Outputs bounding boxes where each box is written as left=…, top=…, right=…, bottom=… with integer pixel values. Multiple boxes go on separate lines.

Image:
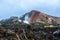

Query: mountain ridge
left=28, top=10, right=60, bottom=24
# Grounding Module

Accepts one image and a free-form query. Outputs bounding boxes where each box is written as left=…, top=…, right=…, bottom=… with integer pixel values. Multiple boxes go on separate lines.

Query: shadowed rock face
left=28, top=10, right=60, bottom=24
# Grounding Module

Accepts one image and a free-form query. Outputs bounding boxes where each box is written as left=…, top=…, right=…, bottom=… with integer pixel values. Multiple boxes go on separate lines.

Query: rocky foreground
left=0, top=22, right=60, bottom=40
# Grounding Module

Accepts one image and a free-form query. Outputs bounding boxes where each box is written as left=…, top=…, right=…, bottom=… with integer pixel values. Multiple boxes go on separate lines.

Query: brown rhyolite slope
left=28, top=10, right=60, bottom=24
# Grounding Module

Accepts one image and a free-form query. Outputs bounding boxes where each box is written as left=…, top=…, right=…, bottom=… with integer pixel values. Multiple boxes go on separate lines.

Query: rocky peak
left=28, top=10, right=56, bottom=24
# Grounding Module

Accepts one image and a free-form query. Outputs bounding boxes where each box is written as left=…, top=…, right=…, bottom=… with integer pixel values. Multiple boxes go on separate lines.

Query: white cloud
left=20, top=0, right=59, bottom=9
left=0, top=0, right=59, bottom=10
left=0, top=0, right=60, bottom=19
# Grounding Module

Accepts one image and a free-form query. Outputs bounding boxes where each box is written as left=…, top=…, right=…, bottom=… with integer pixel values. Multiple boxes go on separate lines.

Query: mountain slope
left=28, top=10, right=60, bottom=24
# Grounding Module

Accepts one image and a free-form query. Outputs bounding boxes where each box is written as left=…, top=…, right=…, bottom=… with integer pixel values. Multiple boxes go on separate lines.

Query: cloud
left=0, top=0, right=59, bottom=10
left=19, top=0, right=60, bottom=16
left=20, top=0, right=59, bottom=9
left=0, top=0, right=60, bottom=20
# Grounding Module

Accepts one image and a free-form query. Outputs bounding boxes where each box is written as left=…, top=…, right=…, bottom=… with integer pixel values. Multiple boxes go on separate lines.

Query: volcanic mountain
left=28, top=10, right=60, bottom=24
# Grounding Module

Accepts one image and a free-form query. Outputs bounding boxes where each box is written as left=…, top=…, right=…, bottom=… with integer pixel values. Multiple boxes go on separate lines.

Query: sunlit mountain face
left=27, top=10, right=60, bottom=24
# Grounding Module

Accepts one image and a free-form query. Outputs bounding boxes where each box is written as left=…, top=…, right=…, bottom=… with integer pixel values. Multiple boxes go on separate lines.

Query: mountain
left=0, top=10, right=60, bottom=25
left=28, top=10, right=60, bottom=24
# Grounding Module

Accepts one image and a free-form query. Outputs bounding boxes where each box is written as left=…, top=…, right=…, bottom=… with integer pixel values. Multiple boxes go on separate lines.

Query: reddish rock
left=28, top=10, right=56, bottom=24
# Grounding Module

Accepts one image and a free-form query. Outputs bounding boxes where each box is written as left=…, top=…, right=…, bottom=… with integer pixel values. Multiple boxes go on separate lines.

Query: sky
left=0, top=0, right=60, bottom=20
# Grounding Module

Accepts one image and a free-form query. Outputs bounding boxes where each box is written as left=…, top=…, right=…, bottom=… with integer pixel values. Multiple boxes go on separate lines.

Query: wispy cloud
left=20, top=0, right=60, bottom=16
left=0, top=0, right=60, bottom=20
left=20, top=0, right=59, bottom=9
left=0, top=0, right=59, bottom=11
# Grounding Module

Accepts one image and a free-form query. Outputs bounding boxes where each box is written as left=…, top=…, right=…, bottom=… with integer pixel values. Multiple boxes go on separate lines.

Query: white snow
left=18, top=19, right=29, bottom=24
left=23, top=21, right=29, bottom=24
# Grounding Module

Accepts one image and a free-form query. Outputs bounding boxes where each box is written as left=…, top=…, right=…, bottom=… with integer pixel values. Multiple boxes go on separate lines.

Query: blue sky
left=0, top=0, right=60, bottom=20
